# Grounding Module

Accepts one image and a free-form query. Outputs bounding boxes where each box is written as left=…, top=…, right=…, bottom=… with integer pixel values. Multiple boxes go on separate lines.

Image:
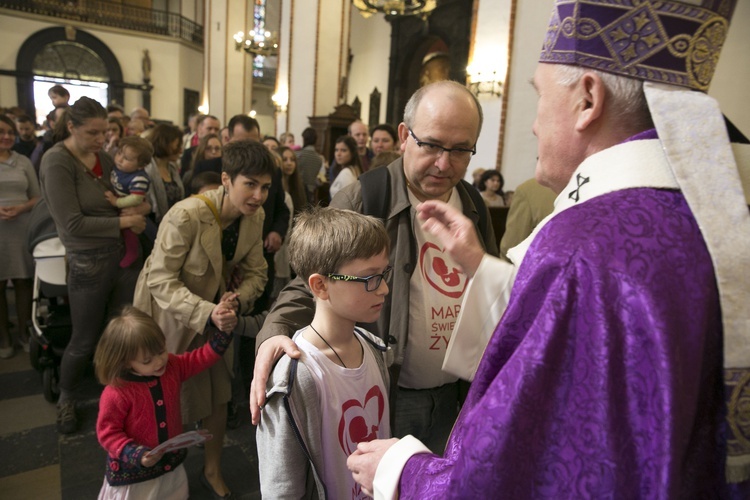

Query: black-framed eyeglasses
left=326, top=266, right=393, bottom=292
left=408, top=128, right=476, bottom=162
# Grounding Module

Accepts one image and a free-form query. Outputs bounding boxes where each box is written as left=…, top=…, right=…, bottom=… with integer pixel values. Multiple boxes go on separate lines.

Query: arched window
left=33, top=41, right=109, bottom=81
left=16, top=27, right=124, bottom=120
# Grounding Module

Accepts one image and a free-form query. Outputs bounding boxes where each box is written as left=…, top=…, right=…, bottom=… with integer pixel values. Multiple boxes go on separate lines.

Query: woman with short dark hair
left=134, top=140, right=274, bottom=498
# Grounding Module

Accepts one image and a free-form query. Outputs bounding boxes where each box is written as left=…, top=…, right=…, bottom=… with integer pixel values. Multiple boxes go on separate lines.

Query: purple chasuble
left=399, top=188, right=740, bottom=498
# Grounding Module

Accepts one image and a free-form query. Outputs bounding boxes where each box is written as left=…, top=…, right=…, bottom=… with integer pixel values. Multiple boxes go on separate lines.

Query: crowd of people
left=1, top=0, right=748, bottom=497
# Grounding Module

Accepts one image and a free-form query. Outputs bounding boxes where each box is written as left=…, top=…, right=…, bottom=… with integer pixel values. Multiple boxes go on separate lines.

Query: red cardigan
left=96, top=328, right=231, bottom=486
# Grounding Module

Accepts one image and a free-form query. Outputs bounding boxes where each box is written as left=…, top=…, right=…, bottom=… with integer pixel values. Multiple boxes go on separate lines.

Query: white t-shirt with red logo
left=295, top=330, right=390, bottom=499
left=398, top=188, right=466, bottom=389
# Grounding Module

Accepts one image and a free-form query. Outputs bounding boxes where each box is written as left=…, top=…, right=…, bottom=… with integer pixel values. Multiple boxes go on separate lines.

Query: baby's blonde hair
left=94, top=307, right=166, bottom=386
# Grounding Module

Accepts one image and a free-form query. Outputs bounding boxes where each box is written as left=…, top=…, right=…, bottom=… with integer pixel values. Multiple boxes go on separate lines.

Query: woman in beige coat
left=134, top=140, right=273, bottom=498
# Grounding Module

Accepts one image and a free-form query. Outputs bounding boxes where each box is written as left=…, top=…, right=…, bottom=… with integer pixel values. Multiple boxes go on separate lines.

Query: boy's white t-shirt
left=398, top=188, right=465, bottom=389
left=294, top=329, right=391, bottom=499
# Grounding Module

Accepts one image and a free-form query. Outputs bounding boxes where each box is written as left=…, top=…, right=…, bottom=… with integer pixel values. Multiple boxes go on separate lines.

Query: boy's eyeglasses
left=326, top=266, right=393, bottom=292
left=408, top=128, right=476, bottom=162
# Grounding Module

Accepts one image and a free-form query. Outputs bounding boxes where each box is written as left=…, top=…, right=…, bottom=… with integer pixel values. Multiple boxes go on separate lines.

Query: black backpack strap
left=459, top=179, right=491, bottom=247
left=361, top=170, right=490, bottom=247
left=359, top=167, right=391, bottom=221
left=725, top=114, right=749, bottom=145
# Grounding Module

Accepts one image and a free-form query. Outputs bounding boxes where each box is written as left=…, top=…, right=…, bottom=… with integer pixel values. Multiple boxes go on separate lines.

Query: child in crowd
left=104, top=136, right=153, bottom=267
left=94, top=306, right=234, bottom=500
left=190, top=170, right=222, bottom=195
left=257, top=207, right=392, bottom=499
left=279, top=131, right=299, bottom=150
left=370, top=151, right=401, bottom=171
left=48, top=85, right=70, bottom=109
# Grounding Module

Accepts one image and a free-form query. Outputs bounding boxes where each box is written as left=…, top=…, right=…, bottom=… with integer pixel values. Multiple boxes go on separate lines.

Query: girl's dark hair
left=52, top=96, right=107, bottom=143
left=278, top=146, right=307, bottom=212
left=478, top=169, right=504, bottom=193
left=334, top=135, right=362, bottom=170
left=148, top=123, right=183, bottom=159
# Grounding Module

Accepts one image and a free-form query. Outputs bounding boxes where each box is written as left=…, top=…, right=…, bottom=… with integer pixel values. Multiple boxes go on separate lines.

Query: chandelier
left=233, top=30, right=279, bottom=57
left=352, top=0, right=437, bottom=19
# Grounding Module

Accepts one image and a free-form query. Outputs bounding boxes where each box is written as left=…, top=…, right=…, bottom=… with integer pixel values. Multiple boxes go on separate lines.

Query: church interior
left=0, top=0, right=749, bottom=498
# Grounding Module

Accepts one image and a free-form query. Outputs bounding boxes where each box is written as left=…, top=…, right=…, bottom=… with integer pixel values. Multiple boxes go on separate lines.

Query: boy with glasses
left=256, top=206, right=392, bottom=499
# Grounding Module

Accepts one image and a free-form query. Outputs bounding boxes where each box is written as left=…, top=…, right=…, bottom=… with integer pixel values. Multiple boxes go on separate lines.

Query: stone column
left=274, top=0, right=352, bottom=139
left=203, top=0, right=254, bottom=124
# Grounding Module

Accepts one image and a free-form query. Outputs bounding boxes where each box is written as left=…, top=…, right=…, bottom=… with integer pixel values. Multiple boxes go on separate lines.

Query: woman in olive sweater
left=40, top=97, right=148, bottom=435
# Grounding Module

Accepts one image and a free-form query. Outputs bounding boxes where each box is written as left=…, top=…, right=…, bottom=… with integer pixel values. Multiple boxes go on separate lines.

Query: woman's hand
left=0, top=197, right=37, bottom=220
left=264, top=231, right=283, bottom=253
left=0, top=205, right=21, bottom=220
left=211, top=303, right=237, bottom=333
left=120, top=214, right=147, bottom=234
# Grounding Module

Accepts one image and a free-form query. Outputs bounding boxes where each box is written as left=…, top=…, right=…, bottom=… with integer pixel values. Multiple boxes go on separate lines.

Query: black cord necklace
left=309, top=324, right=347, bottom=368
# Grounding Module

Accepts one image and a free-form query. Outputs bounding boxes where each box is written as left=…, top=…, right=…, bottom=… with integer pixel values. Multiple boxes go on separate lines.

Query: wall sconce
left=271, top=92, right=288, bottom=113
left=467, top=67, right=503, bottom=98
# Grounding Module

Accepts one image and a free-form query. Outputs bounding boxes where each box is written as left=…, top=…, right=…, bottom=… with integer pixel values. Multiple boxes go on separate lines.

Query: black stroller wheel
left=42, top=366, right=60, bottom=403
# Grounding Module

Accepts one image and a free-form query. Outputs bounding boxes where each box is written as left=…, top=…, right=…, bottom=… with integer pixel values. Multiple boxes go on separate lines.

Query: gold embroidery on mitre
left=602, top=2, right=668, bottom=68
left=539, top=0, right=733, bottom=91
left=686, top=16, right=729, bottom=91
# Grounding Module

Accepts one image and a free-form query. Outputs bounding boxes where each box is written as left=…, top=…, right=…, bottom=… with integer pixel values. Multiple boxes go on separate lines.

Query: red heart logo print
left=338, top=385, right=385, bottom=456
left=420, top=242, right=467, bottom=298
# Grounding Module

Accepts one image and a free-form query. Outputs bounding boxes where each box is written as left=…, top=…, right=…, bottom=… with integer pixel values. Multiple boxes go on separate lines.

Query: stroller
left=27, top=198, right=71, bottom=403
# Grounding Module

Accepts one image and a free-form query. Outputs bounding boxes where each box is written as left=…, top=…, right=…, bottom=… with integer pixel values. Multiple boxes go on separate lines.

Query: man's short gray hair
left=403, top=80, right=484, bottom=139
left=554, top=64, right=653, bottom=132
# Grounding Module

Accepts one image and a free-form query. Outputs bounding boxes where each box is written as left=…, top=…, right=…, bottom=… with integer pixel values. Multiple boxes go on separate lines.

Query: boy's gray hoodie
left=256, top=327, right=390, bottom=499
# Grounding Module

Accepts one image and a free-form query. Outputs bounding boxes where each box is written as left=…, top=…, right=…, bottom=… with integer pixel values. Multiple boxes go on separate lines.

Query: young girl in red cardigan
left=94, top=306, right=233, bottom=499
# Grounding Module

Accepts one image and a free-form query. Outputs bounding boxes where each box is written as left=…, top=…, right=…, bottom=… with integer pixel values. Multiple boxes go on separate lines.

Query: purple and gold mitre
left=539, top=0, right=737, bottom=91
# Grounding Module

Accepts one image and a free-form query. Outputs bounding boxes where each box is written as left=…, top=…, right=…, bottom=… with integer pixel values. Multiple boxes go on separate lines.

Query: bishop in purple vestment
left=348, top=1, right=750, bottom=498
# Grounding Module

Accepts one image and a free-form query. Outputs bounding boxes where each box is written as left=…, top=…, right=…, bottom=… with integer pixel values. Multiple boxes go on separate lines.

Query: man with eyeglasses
left=251, top=80, right=498, bottom=455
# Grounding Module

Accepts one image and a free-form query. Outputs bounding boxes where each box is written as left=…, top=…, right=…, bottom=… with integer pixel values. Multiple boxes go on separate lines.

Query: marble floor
left=0, top=288, right=262, bottom=500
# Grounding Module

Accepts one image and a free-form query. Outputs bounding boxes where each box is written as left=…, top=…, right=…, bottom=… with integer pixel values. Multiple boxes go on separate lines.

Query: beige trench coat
left=133, top=186, right=267, bottom=357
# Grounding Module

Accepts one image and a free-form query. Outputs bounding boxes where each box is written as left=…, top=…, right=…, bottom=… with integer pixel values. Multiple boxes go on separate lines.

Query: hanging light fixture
left=352, top=0, right=437, bottom=20
left=233, top=30, right=279, bottom=57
